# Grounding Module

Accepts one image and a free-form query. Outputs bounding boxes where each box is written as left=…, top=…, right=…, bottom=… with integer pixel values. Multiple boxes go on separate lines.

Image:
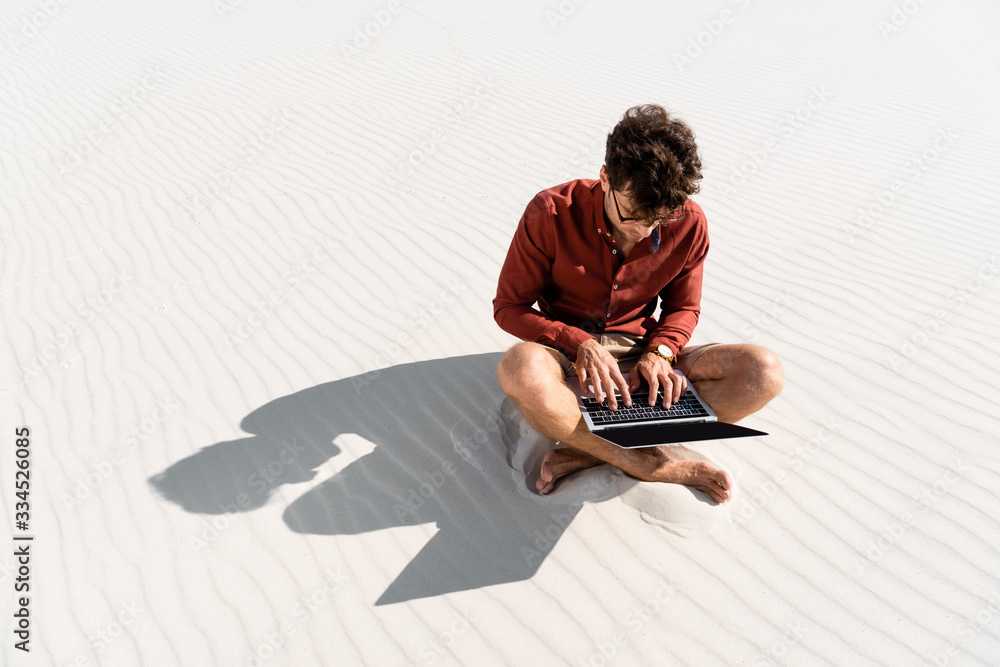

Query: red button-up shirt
left=493, top=179, right=708, bottom=361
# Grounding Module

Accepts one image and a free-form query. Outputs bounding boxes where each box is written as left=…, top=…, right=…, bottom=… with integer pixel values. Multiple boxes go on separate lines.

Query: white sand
left=3, top=0, right=1000, bottom=665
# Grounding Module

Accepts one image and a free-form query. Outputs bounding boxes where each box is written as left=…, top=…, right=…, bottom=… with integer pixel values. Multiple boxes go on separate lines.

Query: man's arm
left=629, top=223, right=708, bottom=406
left=492, top=195, right=595, bottom=359
left=645, top=224, right=709, bottom=360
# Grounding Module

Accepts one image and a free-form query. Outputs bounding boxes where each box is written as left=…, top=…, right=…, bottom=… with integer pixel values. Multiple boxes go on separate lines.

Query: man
left=493, top=104, right=783, bottom=503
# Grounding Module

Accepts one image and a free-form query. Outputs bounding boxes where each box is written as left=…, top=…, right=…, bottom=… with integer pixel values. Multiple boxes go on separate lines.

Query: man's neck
left=603, top=190, right=637, bottom=257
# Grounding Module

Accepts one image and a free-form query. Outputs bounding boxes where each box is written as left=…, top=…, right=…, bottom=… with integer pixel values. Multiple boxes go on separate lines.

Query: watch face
left=657, top=344, right=674, bottom=360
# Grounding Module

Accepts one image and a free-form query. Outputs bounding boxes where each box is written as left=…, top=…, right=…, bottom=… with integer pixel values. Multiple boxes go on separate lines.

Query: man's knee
left=497, top=342, right=561, bottom=397
left=746, top=345, right=784, bottom=399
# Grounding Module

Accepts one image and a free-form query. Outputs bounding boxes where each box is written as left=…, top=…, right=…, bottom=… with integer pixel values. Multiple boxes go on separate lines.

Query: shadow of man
left=149, top=353, right=604, bottom=605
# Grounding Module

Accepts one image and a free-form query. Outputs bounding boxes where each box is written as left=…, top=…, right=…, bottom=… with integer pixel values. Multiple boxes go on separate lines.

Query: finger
left=591, top=372, right=605, bottom=403
left=600, top=369, right=618, bottom=410
left=660, top=373, right=674, bottom=408
left=612, top=368, right=631, bottom=407
left=671, top=373, right=684, bottom=404
left=646, top=375, right=659, bottom=406
left=578, top=367, right=588, bottom=393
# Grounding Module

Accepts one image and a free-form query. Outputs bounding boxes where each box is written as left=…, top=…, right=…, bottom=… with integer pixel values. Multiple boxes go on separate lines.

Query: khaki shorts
left=542, top=333, right=719, bottom=379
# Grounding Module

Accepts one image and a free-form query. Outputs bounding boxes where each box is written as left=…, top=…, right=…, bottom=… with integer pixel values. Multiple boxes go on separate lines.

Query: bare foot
left=644, top=449, right=734, bottom=504
left=537, top=447, right=603, bottom=495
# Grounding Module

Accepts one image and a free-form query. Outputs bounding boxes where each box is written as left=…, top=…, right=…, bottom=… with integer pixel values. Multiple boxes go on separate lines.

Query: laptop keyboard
left=581, top=390, right=709, bottom=425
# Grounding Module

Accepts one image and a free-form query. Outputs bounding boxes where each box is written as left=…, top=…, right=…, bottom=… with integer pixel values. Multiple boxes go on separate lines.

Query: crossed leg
left=496, top=342, right=783, bottom=502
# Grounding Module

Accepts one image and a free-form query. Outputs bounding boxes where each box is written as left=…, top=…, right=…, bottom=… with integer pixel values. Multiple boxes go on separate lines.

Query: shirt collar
left=591, top=180, right=659, bottom=253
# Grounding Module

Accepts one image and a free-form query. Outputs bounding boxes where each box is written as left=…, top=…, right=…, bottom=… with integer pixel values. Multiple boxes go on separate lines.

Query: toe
left=704, top=486, right=724, bottom=504
left=539, top=458, right=555, bottom=484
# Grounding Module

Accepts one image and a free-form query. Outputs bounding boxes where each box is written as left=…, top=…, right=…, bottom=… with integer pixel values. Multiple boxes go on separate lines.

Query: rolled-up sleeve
left=493, top=195, right=595, bottom=359
left=646, top=224, right=708, bottom=359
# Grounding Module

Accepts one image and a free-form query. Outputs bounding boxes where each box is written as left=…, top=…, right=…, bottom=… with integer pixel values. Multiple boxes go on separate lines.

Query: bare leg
left=496, top=342, right=734, bottom=502
left=680, top=344, right=784, bottom=424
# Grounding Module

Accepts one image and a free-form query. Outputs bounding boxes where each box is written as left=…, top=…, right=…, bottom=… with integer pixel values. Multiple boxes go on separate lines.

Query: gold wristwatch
left=647, top=344, right=675, bottom=363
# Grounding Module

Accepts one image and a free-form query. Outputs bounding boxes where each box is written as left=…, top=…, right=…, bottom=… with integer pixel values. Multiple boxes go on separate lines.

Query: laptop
left=567, top=370, right=767, bottom=448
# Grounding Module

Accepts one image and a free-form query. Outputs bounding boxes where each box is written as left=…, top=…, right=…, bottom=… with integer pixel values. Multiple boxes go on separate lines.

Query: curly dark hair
left=604, top=104, right=703, bottom=220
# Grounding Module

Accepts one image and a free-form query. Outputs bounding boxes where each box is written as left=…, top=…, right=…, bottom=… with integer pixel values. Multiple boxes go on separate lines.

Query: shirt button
left=606, top=312, right=611, bottom=318
left=613, top=284, right=618, bottom=289
left=597, top=228, right=602, bottom=233
left=612, top=249, right=617, bottom=254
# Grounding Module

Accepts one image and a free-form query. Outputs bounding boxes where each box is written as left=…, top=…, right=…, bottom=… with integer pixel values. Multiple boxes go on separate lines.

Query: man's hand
left=575, top=339, right=631, bottom=410
left=629, top=351, right=688, bottom=408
